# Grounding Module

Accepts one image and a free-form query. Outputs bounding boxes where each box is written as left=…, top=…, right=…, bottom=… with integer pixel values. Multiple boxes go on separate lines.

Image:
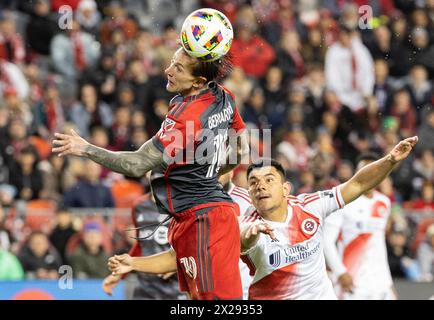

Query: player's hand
left=52, top=129, right=90, bottom=157
left=244, top=221, right=276, bottom=241
left=338, top=272, right=354, bottom=293
left=388, top=136, right=418, bottom=163
left=102, top=274, right=121, bottom=296
left=108, top=254, right=133, bottom=276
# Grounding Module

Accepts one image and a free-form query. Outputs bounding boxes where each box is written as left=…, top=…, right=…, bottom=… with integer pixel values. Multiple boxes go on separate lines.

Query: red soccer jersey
left=150, top=82, right=246, bottom=215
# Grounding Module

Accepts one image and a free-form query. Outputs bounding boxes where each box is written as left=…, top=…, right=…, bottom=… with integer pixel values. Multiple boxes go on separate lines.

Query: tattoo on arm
left=84, top=139, right=163, bottom=177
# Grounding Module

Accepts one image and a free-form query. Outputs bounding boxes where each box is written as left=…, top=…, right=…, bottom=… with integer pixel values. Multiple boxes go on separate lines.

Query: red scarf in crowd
left=71, top=31, right=87, bottom=71
left=0, top=33, right=25, bottom=64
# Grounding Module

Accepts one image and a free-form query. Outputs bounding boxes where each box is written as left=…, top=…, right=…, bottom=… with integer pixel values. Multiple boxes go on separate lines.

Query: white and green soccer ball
left=180, top=8, right=233, bottom=62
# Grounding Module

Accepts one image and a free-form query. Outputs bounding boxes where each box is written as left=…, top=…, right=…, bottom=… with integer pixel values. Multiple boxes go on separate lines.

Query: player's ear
left=193, top=76, right=207, bottom=89
left=283, top=181, right=291, bottom=197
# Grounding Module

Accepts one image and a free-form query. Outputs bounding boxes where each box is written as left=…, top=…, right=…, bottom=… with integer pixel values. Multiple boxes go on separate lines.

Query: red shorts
left=168, top=202, right=242, bottom=300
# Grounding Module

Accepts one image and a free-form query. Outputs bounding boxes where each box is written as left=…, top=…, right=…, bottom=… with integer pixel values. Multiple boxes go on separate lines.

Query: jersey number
left=206, top=132, right=227, bottom=178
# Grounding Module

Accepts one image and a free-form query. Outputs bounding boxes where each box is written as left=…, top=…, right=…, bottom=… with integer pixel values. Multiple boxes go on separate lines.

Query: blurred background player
left=323, top=152, right=397, bottom=300
left=102, top=192, right=185, bottom=299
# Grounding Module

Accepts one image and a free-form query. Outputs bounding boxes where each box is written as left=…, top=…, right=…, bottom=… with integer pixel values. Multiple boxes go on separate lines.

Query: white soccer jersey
left=323, top=191, right=394, bottom=300
left=227, top=183, right=254, bottom=300
left=240, top=186, right=345, bottom=300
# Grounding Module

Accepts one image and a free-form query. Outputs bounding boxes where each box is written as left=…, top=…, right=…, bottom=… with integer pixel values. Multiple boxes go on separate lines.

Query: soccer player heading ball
left=52, top=8, right=249, bottom=300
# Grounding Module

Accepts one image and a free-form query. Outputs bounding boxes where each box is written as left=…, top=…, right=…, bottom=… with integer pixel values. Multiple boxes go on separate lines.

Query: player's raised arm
left=52, top=129, right=163, bottom=177
left=339, top=136, right=418, bottom=204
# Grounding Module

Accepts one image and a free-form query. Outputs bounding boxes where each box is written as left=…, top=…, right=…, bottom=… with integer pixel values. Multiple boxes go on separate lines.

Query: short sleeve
left=297, top=186, right=346, bottom=220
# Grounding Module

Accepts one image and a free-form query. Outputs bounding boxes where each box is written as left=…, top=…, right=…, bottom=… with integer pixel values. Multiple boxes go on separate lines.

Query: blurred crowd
left=0, top=0, right=433, bottom=283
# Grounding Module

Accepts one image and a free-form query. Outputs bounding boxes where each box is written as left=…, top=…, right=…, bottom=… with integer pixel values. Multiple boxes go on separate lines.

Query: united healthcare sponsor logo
left=268, top=250, right=281, bottom=268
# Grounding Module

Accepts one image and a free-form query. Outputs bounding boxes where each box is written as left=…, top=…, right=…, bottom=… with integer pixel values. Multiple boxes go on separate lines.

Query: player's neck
left=180, top=83, right=208, bottom=98
left=364, top=189, right=375, bottom=198
left=261, top=203, right=288, bottom=223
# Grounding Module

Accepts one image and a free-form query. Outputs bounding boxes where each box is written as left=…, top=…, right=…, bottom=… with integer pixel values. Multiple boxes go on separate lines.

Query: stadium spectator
left=302, top=27, right=327, bottom=65
left=50, top=20, right=101, bottom=79
left=416, top=109, right=434, bottom=153
left=231, top=6, right=276, bottom=78
left=69, top=83, right=113, bottom=139
left=405, top=27, right=434, bottom=78
left=304, top=63, right=326, bottom=111
left=75, top=0, right=101, bottom=37
left=69, top=221, right=111, bottom=278
left=110, top=107, right=131, bottom=151
left=124, top=59, right=152, bottom=111
left=32, top=80, right=65, bottom=137
left=413, top=150, right=434, bottom=183
left=0, top=59, right=29, bottom=101
left=325, top=24, right=374, bottom=113
left=373, top=59, right=394, bottom=114
left=0, top=205, right=13, bottom=251
left=408, top=180, right=434, bottom=211
left=389, top=89, right=417, bottom=138
left=0, top=245, right=24, bottom=280
left=99, top=1, right=138, bottom=46
left=9, top=146, right=43, bottom=201
left=49, top=206, right=77, bottom=265
left=386, top=223, right=415, bottom=279
left=18, top=231, right=62, bottom=279
left=39, top=152, right=78, bottom=202
left=276, top=30, right=305, bottom=82
left=81, top=47, right=118, bottom=105
left=0, top=14, right=25, bottom=65
left=222, top=66, right=253, bottom=113
left=416, top=223, right=434, bottom=282
left=25, top=0, right=59, bottom=57
left=241, top=86, right=270, bottom=131
left=404, top=65, right=433, bottom=121
left=63, top=159, right=114, bottom=208
left=335, top=160, right=354, bottom=184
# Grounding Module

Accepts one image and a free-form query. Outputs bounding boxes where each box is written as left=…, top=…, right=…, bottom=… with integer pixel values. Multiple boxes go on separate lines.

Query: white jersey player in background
left=324, top=152, right=397, bottom=300
left=219, top=171, right=253, bottom=300
left=240, top=136, right=417, bottom=300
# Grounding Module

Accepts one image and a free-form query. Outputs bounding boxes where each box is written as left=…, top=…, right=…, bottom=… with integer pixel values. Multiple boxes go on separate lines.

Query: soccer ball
left=180, top=8, right=233, bottom=62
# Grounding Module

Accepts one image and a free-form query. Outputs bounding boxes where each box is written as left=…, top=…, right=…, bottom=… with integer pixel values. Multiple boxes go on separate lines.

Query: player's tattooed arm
left=52, top=129, right=163, bottom=177
left=84, top=139, right=163, bottom=177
